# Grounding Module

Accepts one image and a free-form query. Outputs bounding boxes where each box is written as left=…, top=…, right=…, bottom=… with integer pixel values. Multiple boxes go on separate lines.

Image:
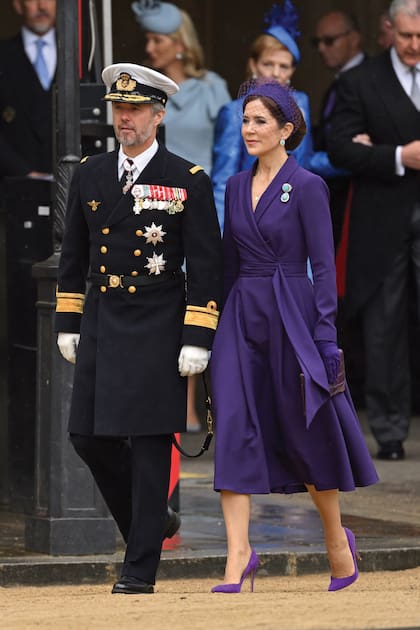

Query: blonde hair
left=170, top=10, right=206, bottom=78
left=246, top=34, right=295, bottom=79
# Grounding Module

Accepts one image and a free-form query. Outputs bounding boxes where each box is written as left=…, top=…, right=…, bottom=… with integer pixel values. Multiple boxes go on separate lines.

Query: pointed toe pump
left=211, top=549, right=260, bottom=593
left=328, top=527, right=360, bottom=592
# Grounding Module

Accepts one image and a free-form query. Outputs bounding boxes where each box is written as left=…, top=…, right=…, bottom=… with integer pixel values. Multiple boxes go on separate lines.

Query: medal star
left=144, top=222, right=166, bottom=245
left=145, top=252, right=166, bottom=275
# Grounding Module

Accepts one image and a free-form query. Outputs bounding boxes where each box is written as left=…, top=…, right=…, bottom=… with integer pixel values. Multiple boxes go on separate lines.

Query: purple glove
left=316, top=340, right=341, bottom=384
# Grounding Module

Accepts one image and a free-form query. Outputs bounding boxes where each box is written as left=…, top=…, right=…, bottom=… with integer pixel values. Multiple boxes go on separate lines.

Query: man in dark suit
left=0, top=0, right=56, bottom=179
left=55, top=63, right=222, bottom=593
left=312, top=9, right=366, bottom=247
left=329, top=0, right=420, bottom=461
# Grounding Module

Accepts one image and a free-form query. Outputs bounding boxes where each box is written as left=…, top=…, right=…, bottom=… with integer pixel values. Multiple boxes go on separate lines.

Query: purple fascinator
left=264, top=1, right=301, bottom=64
left=238, top=78, right=302, bottom=134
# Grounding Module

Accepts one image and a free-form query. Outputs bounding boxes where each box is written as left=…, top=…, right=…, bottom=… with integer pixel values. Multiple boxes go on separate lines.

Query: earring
left=252, top=72, right=257, bottom=79
left=175, top=52, right=184, bottom=60
left=280, top=138, right=285, bottom=146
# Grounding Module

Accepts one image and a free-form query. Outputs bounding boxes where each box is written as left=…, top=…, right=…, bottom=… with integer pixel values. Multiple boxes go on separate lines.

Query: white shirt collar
left=118, top=139, right=159, bottom=181
left=390, top=46, right=420, bottom=96
left=339, top=52, right=365, bottom=75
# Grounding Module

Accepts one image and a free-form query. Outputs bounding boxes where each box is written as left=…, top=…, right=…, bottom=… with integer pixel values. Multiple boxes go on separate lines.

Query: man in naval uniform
left=55, top=63, right=222, bottom=594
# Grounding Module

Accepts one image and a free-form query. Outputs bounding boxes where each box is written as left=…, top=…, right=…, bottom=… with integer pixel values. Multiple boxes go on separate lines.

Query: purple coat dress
left=212, top=156, right=378, bottom=494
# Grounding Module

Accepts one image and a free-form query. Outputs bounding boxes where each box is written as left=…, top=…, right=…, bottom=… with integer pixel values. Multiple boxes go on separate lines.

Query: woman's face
left=144, top=32, right=183, bottom=71
left=242, top=99, right=285, bottom=158
left=250, top=49, right=295, bottom=85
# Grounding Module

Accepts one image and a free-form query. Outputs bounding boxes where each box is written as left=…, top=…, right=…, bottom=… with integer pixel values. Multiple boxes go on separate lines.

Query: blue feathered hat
left=264, top=1, right=301, bottom=64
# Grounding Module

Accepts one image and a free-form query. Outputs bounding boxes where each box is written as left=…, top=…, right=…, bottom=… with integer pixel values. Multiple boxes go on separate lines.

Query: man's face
left=314, top=13, right=360, bottom=72
left=13, top=0, right=56, bottom=35
left=392, top=13, right=420, bottom=67
left=112, top=102, right=164, bottom=155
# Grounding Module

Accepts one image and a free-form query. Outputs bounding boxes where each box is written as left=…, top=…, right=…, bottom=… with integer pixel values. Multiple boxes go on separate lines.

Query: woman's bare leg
left=220, top=490, right=252, bottom=583
left=306, top=484, right=355, bottom=578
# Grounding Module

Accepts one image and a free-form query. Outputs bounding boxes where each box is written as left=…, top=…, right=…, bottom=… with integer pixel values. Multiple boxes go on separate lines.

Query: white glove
left=57, top=332, right=80, bottom=364
left=178, top=345, right=209, bottom=376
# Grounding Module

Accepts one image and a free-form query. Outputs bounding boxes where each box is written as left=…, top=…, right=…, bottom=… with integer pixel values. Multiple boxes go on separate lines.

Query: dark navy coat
left=56, top=144, right=222, bottom=436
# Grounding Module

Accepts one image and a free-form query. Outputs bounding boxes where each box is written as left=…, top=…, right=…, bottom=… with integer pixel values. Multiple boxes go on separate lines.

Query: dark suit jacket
left=313, top=55, right=367, bottom=248
left=328, top=50, right=420, bottom=317
left=55, top=144, right=223, bottom=436
left=0, top=32, right=55, bottom=177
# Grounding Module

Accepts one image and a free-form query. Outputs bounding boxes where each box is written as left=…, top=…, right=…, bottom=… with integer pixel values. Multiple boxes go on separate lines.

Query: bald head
left=313, top=10, right=362, bottom=72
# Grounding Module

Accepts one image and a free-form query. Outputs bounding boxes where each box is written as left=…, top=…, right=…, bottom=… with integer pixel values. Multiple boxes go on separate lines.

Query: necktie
left=121, top=158, right=134, bottom=194
left=323, top=82, right=337, bottom=120
left=410, top=67, right=420, bottom=110
left=34, top=39, right=50, bottom=90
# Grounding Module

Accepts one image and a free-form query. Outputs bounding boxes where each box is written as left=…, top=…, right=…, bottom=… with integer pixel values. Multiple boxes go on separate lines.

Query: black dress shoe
left=112, top=576, right=154, bottom=594
left=377, top=440, right=405, bottom=461
left=164, top=506, right=181, bottom=539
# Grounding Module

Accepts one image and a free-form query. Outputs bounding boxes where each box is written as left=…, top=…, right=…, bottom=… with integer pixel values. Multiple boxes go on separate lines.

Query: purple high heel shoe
left=328, top=527, right=360, bottom=592
left=211, top=549, right=259, bottom=593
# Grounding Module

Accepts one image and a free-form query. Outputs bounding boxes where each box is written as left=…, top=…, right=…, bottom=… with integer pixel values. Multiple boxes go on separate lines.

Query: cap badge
left=116, top=73, right=136, bottom=92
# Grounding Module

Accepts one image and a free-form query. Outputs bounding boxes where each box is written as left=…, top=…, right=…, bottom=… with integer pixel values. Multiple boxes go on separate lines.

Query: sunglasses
left=311, top=31, right=351, bottom=48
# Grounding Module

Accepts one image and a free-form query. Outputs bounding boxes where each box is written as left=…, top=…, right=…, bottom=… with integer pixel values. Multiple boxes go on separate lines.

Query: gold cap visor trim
left=104, top=93, right=154, bottom=104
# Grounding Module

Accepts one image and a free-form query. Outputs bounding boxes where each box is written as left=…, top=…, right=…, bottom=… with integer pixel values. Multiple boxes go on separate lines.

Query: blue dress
left=211, top=90, right=346, bottom=231
left=212, top=156, right=378, bottom=494
left=164, top=71, right=231, bottom=175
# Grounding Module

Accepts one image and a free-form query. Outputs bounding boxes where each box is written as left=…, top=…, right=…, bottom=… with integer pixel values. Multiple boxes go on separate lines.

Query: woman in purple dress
left=211, top=80, right=378, bottom=594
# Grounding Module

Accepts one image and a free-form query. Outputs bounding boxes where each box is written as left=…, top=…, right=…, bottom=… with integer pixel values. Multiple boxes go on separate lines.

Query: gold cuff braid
left=56, top=290, right=85, bottom=314
left=184, top=303, right=219, bottom=330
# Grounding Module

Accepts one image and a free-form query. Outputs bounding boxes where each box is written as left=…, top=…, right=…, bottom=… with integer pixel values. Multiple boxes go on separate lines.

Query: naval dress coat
left=56, top=143, right=222, bottom=437
left=212, top=156, right=378, bottom=494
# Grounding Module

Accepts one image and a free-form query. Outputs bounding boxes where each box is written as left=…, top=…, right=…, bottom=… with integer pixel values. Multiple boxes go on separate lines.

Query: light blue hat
left=131, top=1, right=182, bottom=35
left=264, top=1, right=301, bottom=64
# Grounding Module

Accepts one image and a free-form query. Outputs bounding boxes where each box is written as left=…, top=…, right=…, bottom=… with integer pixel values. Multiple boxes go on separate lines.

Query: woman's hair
left=169, top=10, right=206, bottom=78
left=246, top=34, right=294, bottom=78
left=243, top=93, right=306, bottom=151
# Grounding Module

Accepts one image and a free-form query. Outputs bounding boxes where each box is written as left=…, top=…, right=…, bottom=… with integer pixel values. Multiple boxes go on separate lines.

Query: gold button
left=100, top=265, right=106, bottom=273
left=128, top=286, right=137, bottom=294
left=136, top=229, right=143, bottom=237
left=131, top=271, right=139, bottom=276
left=134, top=249, right=141, bottom=257
left=100, top=246, right=108, bottom=254
left=102, top=227, right=110, bottom=235
left=100, top=286, right=107, bottom=293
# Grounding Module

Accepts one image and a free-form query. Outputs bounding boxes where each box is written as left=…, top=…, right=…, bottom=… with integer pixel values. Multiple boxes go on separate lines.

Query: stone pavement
left=1, top=413, right=420, bottom=586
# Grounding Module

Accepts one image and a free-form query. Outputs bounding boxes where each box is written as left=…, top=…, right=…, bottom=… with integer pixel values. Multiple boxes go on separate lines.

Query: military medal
left=145, top=252, right=166, bottom=275
left=122, top=159, right=135, bottom=194
left=144, top=222, right=166, bottom=245
left=131, top=184, right=187, bottom=214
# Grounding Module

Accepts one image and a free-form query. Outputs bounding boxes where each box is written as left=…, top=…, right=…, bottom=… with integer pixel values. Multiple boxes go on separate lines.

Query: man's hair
left=389, top=0, right=420, bottom=23
left=319, top=10, right=361, bottom=33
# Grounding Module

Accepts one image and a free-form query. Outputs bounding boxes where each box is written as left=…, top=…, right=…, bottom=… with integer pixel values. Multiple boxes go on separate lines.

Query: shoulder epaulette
left=80, top=156, right=89, bottom=164
left=189, top=165, right=203, bottom=175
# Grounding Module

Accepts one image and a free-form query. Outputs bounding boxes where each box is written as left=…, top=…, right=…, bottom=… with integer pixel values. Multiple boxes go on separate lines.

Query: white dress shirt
left=22, top=26, right=57, bottom=82
left=118, top=139, right=159, bottom=182
left=390, top=47, right=420, bottom=176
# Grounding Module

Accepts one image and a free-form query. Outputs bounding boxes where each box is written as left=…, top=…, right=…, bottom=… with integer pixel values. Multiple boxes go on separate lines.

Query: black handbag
left=171, top=372, right=214, bottom=458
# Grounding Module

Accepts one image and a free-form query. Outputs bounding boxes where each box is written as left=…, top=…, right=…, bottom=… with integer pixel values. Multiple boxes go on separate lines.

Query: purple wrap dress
left=212, top=156, right=378, bottom=494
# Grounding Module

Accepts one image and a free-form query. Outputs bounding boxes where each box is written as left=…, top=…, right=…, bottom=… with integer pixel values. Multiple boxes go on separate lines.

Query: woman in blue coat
left=211, top=1, right=344, bottom=231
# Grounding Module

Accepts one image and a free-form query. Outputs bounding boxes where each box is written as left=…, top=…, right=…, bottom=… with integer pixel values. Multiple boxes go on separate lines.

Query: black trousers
left=70, top=433, right=172, bottom=584
left=361, top=204, right=420, bottom=447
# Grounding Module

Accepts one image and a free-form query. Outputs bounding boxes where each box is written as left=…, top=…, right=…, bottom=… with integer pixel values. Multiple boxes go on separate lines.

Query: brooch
left=280, top=182, right=292, bottom=203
